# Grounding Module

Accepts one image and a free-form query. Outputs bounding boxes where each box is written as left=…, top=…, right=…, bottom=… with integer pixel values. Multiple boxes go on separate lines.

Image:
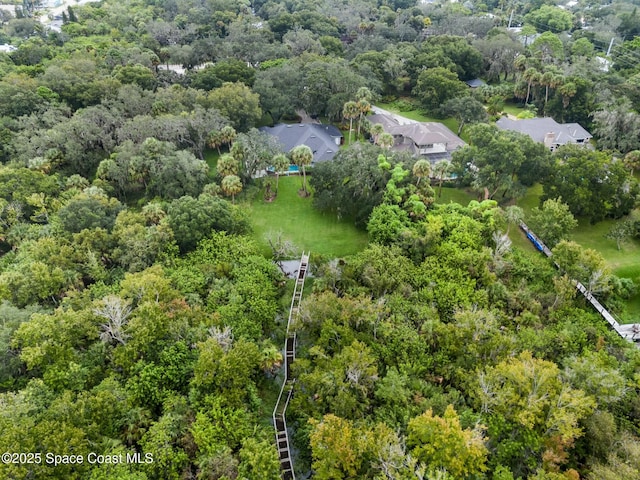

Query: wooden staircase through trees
left=273, top=252, right=310, bottom=480
left=520, top=223, right=640, bottom=346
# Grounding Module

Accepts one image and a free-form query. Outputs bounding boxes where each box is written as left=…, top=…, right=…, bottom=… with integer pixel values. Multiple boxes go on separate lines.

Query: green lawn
left=501, top=101, right=527, bottom=117
left=435, top=186, right=475, bottom=205
left=204, top=148, right=220, bottom=178
left=244, top=175, right=369, bottom=258
left=517, top=183, right=543, bottom=216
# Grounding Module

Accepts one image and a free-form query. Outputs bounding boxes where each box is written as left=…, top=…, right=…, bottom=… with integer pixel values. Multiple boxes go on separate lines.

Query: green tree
left=433, top=160, right=452, bottom=198
left=221, top=175, right=243, bottom=203
left=290, top=144, right=313, bottom=196
left=412, top=159, right=431, bottom=186
left=231, top=129, right=283, bottom=183
left=208, top=82, right=261, bottom=132
left=343, top=101, right=359, bottom=145
left=441, top=96, right=488, bottom=135
left=310, top=143, right=390, bottom=226
left=271, top=153, right=290, bottom=193
left=475, top=352, right=595, bottom=476
left=216, top=153, right=239, bottom=177
left=407, top=405, right=488, bottom=478
left=543, top=146, right=638, bottom=222
left=592, top=107, right=640, bottom=154
left=167, top=195, right=249, bottom=252
left=413, top=67, right=468, bottom=114
left=605, top=220, right=634, bottom=251
left=525, top=6, right=573, bottom=33
left=527, top=198, right=578, bottom=248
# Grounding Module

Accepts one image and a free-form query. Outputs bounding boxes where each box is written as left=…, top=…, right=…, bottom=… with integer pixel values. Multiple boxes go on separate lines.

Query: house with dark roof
left=496, top=117, right=592, bottom=151
left=465, top=79, right=486, bottom=88
left=259, top=123, right=343, bottom=164
left=368, top=113, right=466, bottom=162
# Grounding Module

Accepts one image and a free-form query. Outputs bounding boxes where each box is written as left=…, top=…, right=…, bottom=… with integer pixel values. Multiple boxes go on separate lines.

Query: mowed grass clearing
left=244, top=175, right=369, bottom=258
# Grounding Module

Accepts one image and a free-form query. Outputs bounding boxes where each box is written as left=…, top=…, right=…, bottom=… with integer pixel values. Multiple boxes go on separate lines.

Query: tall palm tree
left=624, top=150, right=640, bottom=175
left=412, top=159, right=431, bottom=186
left=523, top=67, right=540, bottom=105
left=217, top=153, right=239, bottom=177
left=207, top=129, right=223, bottom=154
left=290, top=145, right=313, bottom=195
left=272, top=153, right=290, bottom=193
left=558, top=82, right=577, bottom=109
left=219, top=125, right=237, bottom=150
left=343, top=101, right=359, bottom=145
left=370, top=123, right=385, bottom=145
left=378, top=132, right=394, bottom=151
left=355, top=87, right=373, bottom=141
left=221, top=174, right=242, bottom=203
left=503, top=205, right=524, bottom=235
left=433, top=160, right=452, bottom=197
left=356, top=99, right=371, bottom=141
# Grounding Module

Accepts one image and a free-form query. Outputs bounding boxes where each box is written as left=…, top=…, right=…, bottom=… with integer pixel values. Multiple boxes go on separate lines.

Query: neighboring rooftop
left=465, top=79, right=486, bottom=88
left=496, top=117, right=592, bottom=149
left=368, top=112, right=466, bottom=161
left=260, top=123, right=343, bottom=164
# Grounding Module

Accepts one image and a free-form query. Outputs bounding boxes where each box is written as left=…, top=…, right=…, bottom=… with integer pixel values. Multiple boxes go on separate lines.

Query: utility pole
left=606, top=37, right=615, bottom=57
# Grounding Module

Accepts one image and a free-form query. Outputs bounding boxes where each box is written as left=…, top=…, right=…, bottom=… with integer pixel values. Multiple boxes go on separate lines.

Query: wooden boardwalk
left=273, top=253, right=310, bottom=480
left=520, top=223, right=640, bottom=346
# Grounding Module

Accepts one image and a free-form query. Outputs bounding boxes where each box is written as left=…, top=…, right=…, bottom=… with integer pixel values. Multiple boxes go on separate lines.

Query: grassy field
left=501, top=101, right=527, bottom=117
left=244, top=175, right=369, bottom=258
left=436, top=186, right=476, bottom=205
left=204, top=148, right=220, bottom=178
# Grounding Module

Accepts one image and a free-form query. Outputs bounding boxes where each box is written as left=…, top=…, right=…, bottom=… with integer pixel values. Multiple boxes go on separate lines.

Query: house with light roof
left=496, top=117, right=592, bottom=151
left=367, top=112, right=466, bottom=163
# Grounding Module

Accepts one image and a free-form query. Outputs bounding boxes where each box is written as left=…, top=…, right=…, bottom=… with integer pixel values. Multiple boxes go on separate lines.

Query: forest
left=0, top=0, right=640, bottom=479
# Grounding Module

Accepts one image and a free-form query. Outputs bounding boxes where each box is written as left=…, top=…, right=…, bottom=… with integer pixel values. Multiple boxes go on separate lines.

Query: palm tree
left=558, top=82, right=577, bottom=109
left=207, top=129, right=223, bottom=154
left=486, top=96, right=504, bottom=116
left=221, top=174, right=242, bottom=203
left=370, top=123, right=385, bottom=145
left=378, top=132, right=394, bottom=151
left=290, top=145, right=313, bottom=196
left=217, top=153, right=239, bottom=177
left=272, top=153, right=290, bottom=193
left=523, top=67, right=540, bottom=105
left=356, top=99, right=371, bottom=141
left=259, top=344, right=283, bottom=375
left=355, top=87, right=373, bottom=141
left=503, top=205, right=524, bottom=235
left=624, top=150, right=640, bottom=175
left=219, top=125, right=237, bottom=150
left=433, top=160, right=452, bottom=197
left=541, top=71, right=554, bottom=109
left=343, top=101, right=359, bottom=145
left=412, top=159, right=431, bottom=186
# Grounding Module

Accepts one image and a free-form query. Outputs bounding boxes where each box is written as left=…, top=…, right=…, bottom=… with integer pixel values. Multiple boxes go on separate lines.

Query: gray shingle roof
left=368, top=113, right=466, bottom=152
left=495, top=117, right=592, bottom=145
left=259, top=123, right=342, bottom=164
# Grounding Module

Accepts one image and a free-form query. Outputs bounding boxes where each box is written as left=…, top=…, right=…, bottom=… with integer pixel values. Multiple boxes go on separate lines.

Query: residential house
left=259, top=123, right=343, bottom=164
left=495, top=117, right=592, bottom=151
left=368, top=113, right=466, bottom=163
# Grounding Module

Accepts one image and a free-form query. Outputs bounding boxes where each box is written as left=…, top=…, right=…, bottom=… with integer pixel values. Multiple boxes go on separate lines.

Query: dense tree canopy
left=1, top=1, right=640, bottom=479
